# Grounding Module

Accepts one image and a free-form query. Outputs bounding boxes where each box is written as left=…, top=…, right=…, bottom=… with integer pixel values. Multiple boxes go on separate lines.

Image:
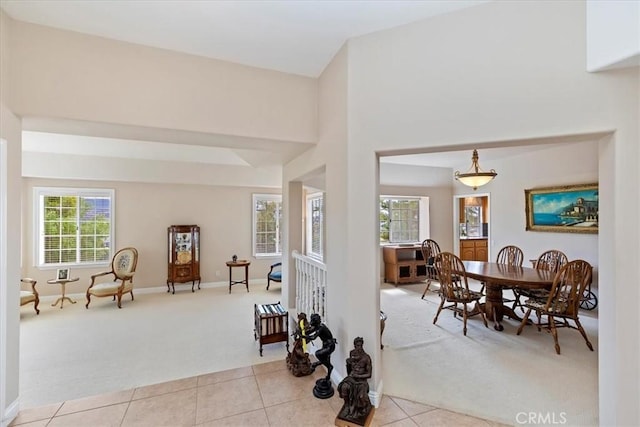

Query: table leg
left=228, top=266, right=232, bottom=294
left=484, top=283, right=504, bottom=331
left=245, top=265, right=249, bottom=292
left=52, top=283, right=77, bottom=309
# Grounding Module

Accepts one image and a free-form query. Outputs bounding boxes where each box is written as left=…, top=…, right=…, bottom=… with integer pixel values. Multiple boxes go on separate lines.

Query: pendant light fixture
left=454, top=149, right=497, bottom=190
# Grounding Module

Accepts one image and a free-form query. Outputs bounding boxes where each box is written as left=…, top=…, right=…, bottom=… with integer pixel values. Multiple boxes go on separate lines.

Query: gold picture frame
left=525, top=183, right=598, bottom=234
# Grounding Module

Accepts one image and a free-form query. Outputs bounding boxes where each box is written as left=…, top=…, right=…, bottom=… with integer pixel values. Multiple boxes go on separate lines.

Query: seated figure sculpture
left=337, top=337, right=373, bottom=425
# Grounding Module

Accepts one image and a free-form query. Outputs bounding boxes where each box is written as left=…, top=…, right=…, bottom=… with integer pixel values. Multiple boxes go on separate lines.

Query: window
left=34, top=187, right=114, bottom=267
left=380, top=196, right=429, bottom=244
left=306, top=192, right=324, bottom=261
left=253, top=194, right=282, bottom=257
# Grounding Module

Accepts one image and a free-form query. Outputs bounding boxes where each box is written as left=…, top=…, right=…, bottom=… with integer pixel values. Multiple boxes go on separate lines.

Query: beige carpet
left=19, top=279, right=598, bottom=426
left=380, top=282, right=598, bottom=427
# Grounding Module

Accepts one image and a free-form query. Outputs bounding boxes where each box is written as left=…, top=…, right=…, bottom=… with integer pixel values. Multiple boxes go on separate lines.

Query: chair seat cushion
left=524, top=297, right=568, bottom=313
left=89, top=281, right=133, bottom=297
left=20, top=291, right=36, bottom=304
left=450, top=289, right=483, bottom=301
left=268, top=271, right=282, bottom=281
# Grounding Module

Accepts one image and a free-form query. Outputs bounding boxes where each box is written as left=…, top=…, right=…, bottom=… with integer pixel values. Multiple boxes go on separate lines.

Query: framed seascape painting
left=525, top=183, right=598, bottom=234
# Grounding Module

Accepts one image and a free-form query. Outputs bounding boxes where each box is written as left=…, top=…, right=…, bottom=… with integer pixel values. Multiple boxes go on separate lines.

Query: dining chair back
left=512, top=249, right=568, bottom=312
left=433, top=252, right=488, bottom=336
left=516, top=259, right=594, bottom=354
left=420, top=239, right=441, bottom=299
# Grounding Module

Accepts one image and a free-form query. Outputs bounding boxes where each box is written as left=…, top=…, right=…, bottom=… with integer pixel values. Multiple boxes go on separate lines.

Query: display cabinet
left=167, top=225, right=201, bottom=294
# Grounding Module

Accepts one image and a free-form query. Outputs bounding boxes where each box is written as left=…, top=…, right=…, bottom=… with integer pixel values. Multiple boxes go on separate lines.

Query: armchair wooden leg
left=266, top=278, right=270, bottom=290
left=86, top=293, right=91, bottom=309
left=34, top=298, right=40, bottom=315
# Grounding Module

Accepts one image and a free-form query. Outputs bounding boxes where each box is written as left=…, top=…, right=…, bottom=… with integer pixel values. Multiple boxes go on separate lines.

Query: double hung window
left=34, top=187, right=114, bottom=267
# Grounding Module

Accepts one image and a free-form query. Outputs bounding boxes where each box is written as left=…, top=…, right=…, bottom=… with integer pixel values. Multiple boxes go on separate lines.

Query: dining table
left=462, top=261, right=556, bottom=331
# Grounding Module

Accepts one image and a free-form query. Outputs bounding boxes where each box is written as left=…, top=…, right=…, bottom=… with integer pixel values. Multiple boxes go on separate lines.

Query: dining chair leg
left=575, top=318, right=594, bottom=351
left=433, top=299, right=445, bottom=324
left=477, top=301, right=488, bottom=328
left=462, top=304, right=468, bottom=336
left=516, top=308, right=532, bottom=335
left=548, top=315, right=561, bottom=354
left=421, top=279, right=432, bottom=299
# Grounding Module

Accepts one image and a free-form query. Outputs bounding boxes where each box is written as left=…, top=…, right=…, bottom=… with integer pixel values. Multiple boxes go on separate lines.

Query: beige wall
left=7, top=19, right=317, bottom=145
left=22, top=178, right=281, bottom=297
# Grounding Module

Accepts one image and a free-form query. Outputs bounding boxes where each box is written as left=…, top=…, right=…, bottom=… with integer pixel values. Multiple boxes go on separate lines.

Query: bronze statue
left=303, top=313, right=336, bottom=398
left=286, top=313, right=313, bottom=377
left=337, top=337, right=373, bottom=425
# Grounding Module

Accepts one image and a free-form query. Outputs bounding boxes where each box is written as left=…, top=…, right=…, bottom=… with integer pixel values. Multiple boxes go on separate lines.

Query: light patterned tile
left=370, top=395, right=410, bottom=427
left=264, top=395, right=337, bottom=427
left=195, top=375, right=263, bottom=424
left=197, top=366, right=254, bottom=387
left=9, top=402, right=62, bottom=425
left=8, top=419, right=50, bottom=427
left=412, top=408, right=493, bottom=426
left=57, top=389, right=134, bottom=415
left=252, top=360, right=287, bottom=376
left=255, top=368, right=324, bottom=407
left=379, top=417, right=419, bottom=427
left=47, top=403, right=128, bottom=427
left=132, top=376, right=198, bottom=400
left=389, top=396, right=437, bottom=417
left=197, top=408, right=270, bottom=426
left=122, top=388, right=196, bottom=426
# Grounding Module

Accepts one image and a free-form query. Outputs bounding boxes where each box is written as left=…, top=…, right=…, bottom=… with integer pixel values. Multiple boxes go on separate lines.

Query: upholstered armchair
left=86, top=247, right=138, bottom=309
left=20, top=278, right=40, bottom=315
left=266, top=262, right=282, bottom=290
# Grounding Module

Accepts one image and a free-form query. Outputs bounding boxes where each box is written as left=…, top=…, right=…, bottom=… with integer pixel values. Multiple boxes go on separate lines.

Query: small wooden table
left=47, top=277, right=80, bottom=308
left=226, top=260, right=250, bottom=293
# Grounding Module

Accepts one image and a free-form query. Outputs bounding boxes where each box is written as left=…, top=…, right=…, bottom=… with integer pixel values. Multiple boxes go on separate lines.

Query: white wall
left=339, top=1, right=637, bottom=425
left=587, top=0, right=640, bottom=71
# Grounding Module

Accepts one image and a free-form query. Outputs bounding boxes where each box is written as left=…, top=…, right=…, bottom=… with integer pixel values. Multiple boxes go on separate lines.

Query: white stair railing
left=292, top=250, right=327, bottom=320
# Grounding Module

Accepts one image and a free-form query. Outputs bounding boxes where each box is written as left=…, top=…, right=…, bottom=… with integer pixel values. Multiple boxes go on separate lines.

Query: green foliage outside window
left=42, top=194, right=111, bottom=265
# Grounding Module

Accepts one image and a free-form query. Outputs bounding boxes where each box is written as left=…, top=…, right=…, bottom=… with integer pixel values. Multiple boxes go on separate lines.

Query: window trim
left=305, top=192, right=324, bottom=262
left=252, top=193, right=282, bottom=258
left=33, top=187, right=115, bottom=268
left=380, top=195, right=430, bottom=245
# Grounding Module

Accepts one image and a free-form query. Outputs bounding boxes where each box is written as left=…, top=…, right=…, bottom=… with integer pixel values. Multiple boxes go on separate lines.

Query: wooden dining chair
left=516, top=259, right=594, bottom=355
left=433, top=252, right=488, bottom=336
left=512, top=249, right=568, bottom=312
left=420, top=239, right=441, bottom=299
left=479, top=245, right=523, bottom=295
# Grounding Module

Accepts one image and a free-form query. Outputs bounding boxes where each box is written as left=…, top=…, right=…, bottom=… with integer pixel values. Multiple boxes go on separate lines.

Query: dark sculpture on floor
left=337, top=337, right=374, bottom=426
left=286, top=313, right=313, bottom=377
left=303, top=313, right=336, bottom=398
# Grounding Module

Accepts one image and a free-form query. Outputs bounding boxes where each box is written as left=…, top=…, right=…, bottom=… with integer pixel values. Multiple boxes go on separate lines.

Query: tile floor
left=9, top=360, right=504, bottom=426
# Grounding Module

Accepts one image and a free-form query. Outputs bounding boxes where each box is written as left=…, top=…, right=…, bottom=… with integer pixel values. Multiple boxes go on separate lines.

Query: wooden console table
left=254, top=302, right=289, bottom=356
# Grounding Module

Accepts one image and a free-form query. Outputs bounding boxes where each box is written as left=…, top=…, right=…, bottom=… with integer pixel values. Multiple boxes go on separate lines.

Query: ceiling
left=1, top=0, right=486, bottom=77
left=2, top=0, right=493, bottom=168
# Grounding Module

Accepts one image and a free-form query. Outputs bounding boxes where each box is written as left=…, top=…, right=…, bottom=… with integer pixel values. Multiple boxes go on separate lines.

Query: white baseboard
left=38, top=280, right=269, bottom=302
left=1, top=397, right=19, bottom=427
